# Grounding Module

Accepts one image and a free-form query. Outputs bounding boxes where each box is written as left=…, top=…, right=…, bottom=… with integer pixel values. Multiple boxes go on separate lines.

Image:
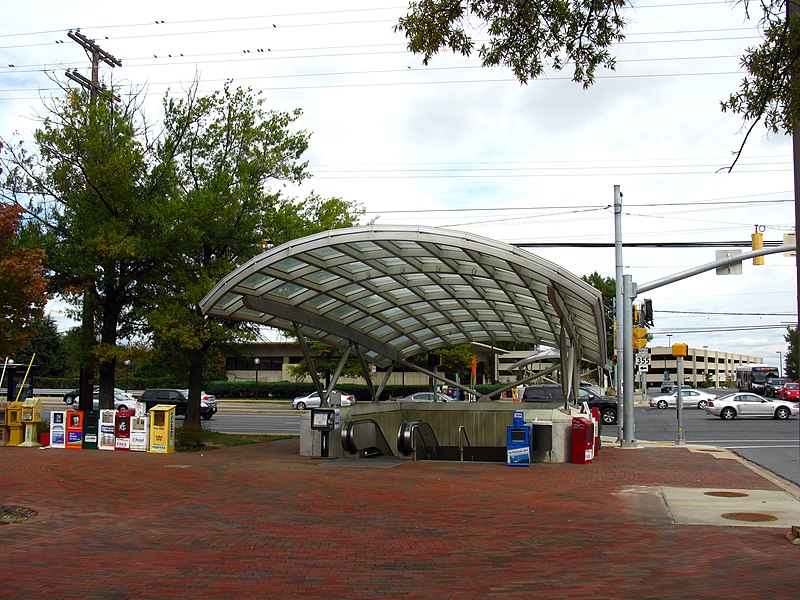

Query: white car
left=705, top=392, right=797, bottom=420
left=649, top=389, right=717, bottom=410
left=72, top=388, right=138, bottom=411
left=397, top=392, right=456, bottom=403
left=292, top=390, right=355, bottom=410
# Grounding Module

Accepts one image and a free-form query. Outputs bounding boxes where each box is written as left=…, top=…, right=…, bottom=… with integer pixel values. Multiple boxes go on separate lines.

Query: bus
left=734, top=364, right=780, bottom=394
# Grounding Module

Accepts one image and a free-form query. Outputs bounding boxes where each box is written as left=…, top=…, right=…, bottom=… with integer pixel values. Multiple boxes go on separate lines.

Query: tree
left=396, top=0, right=627, bottom=87
left=1, top=85, right=174, bottom=408
left=397, top=2, right=800, bottom=145
left=14, top=314, right=66, bottom=377
left=582, top=271, right=615, bottom=360
left=147, top=83, right=363, bottom=427
left=784, top=326, right=797, bottom=380
left=0, top=202, right=49, bottom=356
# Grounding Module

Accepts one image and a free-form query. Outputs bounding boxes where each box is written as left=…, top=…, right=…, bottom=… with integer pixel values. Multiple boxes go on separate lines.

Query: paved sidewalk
left=1, top=439, right=799, bottom=599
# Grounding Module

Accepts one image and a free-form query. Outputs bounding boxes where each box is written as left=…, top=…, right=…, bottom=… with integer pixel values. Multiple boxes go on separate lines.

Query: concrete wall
left=299, top=402, right=593, bottom=463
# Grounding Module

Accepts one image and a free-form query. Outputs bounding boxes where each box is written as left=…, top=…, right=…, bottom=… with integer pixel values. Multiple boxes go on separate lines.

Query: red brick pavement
left=1, top=440, right=798, bottom=599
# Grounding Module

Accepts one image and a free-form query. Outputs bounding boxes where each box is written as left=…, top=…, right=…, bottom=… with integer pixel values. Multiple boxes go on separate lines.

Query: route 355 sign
left=635, top=351, right=651, bottom=368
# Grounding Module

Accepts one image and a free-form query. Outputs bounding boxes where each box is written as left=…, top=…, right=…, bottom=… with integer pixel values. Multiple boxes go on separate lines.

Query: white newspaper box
left=49, top=410, right=67, bottom=449
left=130, top=414, right=149, bottom=451
left=98, top=409, right=117, bottom=450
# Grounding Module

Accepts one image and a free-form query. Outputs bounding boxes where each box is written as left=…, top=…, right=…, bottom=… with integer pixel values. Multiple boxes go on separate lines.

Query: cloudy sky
left=1, top=1, right=796, bottom=369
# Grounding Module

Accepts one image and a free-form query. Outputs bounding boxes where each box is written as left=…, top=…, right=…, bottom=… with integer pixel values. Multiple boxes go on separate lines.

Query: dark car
left=522, top=384, right=617, bottom=425
left=764, top=377, right=788, bottom=398
left=660, top=380, right=676, bottom=394
left=137, top=388, right=217, bottom=420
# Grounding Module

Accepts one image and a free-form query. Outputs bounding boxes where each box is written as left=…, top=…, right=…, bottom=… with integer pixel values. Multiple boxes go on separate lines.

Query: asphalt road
left=607, top=406, right=800, bottom=487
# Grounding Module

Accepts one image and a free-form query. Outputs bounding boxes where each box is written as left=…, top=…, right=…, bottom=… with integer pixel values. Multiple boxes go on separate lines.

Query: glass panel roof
left=200, top=225, right=606, bottom=368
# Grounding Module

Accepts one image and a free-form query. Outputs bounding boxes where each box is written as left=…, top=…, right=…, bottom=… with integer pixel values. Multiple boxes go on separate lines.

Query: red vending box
left=571, top=416, right=594, bottom=464
left=66, top=410, right=84, bottom=450
left=114, top=410, right=135, bottom=451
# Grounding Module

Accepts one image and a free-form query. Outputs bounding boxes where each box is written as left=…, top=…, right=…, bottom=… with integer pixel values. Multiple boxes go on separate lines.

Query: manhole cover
left=0, top=505, right=37, bottom=524
left=721, top=512, right=778, bottom=523
left=704, top=491, right=749, bottom=498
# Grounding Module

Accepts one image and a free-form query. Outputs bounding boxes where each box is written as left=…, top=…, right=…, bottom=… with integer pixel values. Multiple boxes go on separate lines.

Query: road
left=606, top=406, right=800, bottom=487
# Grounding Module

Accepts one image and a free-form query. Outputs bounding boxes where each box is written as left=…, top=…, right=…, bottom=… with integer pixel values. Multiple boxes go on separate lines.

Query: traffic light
left=641, top=299, right=654, bottom=327
left=751, top=230, right=764, bottom=265
left=633, top=326, right=648, bottom=350
left=632, top=304, right=640, bottom=326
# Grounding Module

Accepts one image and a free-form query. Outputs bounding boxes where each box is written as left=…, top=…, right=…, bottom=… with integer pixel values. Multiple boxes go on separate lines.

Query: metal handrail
left=411, top=426, right=432, bottom=461
left=458, top=425, right=472, bottom=462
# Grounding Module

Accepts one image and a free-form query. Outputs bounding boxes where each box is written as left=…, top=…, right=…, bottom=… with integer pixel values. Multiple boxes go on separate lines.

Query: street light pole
left=124, top=359, right=130, bottom=393
left=777, top=351, right=783, bottom=378
left=254, top=357, right=260, bottom=400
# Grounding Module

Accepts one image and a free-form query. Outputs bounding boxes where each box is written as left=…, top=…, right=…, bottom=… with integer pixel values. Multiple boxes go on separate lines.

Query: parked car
left=705, top=392, right=797, bottom=420
left=397, top=392, right=455, bottom=403
left=67, top=387, right=137, bottom=411
left=649, top=388, right=717, bottom=410
left=137, top=388, right=217, bottom=420
left=764, top=377, right=788, bottom=398
left=522, top=384, right=617, bottom=425
left=779, top=382, right=800, bottom=402
left=660, top=380, right=676, bottom=394
left=64, top=386, right=135, bottom=406
left=292, top=390, right=355, bottom=410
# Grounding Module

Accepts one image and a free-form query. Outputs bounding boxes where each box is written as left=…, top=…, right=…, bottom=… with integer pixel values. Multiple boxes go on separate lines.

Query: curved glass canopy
left=199, top=225, right=607, bottom=369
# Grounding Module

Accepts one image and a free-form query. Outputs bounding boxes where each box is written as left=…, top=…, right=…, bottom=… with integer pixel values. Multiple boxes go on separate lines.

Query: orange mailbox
left=66, top=410, right=84, bottom=450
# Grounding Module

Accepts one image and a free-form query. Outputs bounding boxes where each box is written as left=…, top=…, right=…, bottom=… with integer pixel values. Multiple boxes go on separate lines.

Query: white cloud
left=0, top=1, right=795, bottom=367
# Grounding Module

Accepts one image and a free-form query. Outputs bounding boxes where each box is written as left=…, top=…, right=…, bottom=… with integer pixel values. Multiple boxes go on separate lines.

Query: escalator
left=341, top=419, right=393, bottom=458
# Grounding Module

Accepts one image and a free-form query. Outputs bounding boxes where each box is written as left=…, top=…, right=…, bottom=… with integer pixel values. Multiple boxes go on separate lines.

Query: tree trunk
left=184, top=347, right=205, bottom=429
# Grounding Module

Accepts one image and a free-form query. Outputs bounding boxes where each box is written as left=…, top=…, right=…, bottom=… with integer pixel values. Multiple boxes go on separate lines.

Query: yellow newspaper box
left=7, top=401, right=24, bottom=446
left=19, top=397, right=43, bottom=447
left=0, top=400, right=8, bottom=446
left=148, top=404, right=176, bottom=453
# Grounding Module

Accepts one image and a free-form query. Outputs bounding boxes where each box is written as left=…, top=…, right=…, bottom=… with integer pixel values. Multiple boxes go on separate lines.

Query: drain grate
left=721, top=512, right=778, bottom=523
left=704, top=491, right=749, bottom=498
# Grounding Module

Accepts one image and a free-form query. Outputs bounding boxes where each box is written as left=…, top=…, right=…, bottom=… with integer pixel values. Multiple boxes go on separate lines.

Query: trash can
left=531, top=420, right=553, bottom=453
left=571, top=416, right=594, bottom=464
left=148, top=404, right=176, bottom=453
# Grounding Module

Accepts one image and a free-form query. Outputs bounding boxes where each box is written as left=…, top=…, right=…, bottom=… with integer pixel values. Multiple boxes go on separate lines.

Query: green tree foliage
left=784, top=326, right=797, bottom=380
left=14, top=314, right=66, bottom=377
left=0, top=202, right=49, bottom=356
left=396, top=0, right=627, bottom=87
left=148, top=83, right=363, bottom=427
left=721, top=2, right=800, bottom=157
left=397, top=2, right=800, bottom=150
left=581, top=271, right=615, bottom=358
left=1, top=86, right=173, bottom=407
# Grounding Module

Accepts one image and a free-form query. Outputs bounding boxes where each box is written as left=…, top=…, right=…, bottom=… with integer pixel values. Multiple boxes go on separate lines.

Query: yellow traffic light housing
left=751, top=230, right=764, bottom=265
left=633, top=326, right=648, bottom=350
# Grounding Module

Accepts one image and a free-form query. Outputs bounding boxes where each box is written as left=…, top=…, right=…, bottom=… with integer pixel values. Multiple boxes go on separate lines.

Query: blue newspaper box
left=506, top=411, right=532, bottom=467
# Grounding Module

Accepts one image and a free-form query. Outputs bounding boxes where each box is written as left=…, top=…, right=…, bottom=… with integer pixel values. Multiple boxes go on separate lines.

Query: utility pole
left=65, top=31, right=122, bottom=412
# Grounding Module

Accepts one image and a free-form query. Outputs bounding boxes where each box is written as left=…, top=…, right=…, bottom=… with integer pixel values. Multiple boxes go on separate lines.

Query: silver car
left=292, top=390, right=355, bottom=410
left=649, top=389, right=717, bottom=410
left=397, top=392, right=456, bottom=403
left=705, top=392, right=797, bottom=420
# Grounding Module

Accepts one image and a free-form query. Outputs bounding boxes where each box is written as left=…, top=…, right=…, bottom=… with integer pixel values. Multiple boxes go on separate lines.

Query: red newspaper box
left=66, top=410, right=84, bottom=450
left=571, top=416, right=594, bottom=464
left=115, top=409, right=135, bottom=451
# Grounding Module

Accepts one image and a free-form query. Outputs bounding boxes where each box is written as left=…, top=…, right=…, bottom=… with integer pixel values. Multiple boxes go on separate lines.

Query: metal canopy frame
left=200, top=225, right=607, bottom=402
